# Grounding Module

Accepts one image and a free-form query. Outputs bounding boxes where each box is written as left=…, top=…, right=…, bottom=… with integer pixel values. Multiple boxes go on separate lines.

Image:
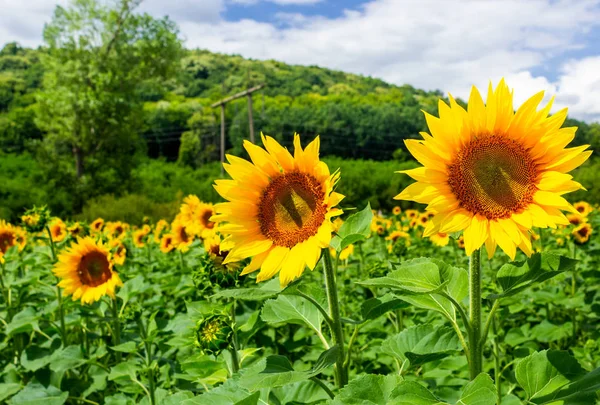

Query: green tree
left=35, top=0, right=182, bottom=207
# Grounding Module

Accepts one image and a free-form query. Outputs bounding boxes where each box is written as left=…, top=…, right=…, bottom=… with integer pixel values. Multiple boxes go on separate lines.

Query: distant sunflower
left=213, top=134, right=344, bottom=286
left=386, top=230, right=410, bottom=244
left=204, top=234, right=239, bottom=272
left=106, top=221, right=127, bottom=240
left=109, top=239, right=126, bottom=265
left=179, top=196, right=216, bottom=238
left=90, top=218, right=104, bottom=233
left=0, top=220, right=18, bottom=255
left=172, top=218, right=194, bottom=252
left=49, top=218, right=67, bottom=242
left=404, top=210, right=419, bottom=220
left=160, top=233, right=175, bottom=253
left=133, top=229, right=148, bottom=248
left=53, top=237, right=122, bottom=304
left=392, top=206, right=402, bottom=216
left=566, top=214, right=586, bottom=227
left=153, top=219, right=169, bottom=243
left=572, top=223, right=592, bottom=244
left=396, top=80, right=591, bottom=259
left=68, top=222, right=85, bottom=238
left=573, top=201, right=592, bottom=217
left=331, top=244, right=354, bottom=261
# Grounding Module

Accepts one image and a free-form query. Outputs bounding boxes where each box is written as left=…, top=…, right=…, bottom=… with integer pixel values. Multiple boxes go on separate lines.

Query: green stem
left=179, top=250, right=186, bottom=271
left=111, top=297, right=122, bottom=363
left=468, top=248, right=482, bottom=380
left=492, top=318, right=502, bottom=405
left=322, top=250, right=348, bottom=388
left=571, top=243, right=578, bottom=343
left=136, top=316, right=155, bottom=405
left=310, top=377, right=335, bottom=399
left=230, top=300, right=240, bottom=373
left=46, top=226, right=66, bottom=345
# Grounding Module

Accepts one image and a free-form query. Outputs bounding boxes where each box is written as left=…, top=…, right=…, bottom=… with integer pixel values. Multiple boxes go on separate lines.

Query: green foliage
left=77, top=193, right=178, bottom=224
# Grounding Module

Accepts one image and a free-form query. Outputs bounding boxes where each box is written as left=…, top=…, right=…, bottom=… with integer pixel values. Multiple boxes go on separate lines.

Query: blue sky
left=2, top=0, right=600, bottom=122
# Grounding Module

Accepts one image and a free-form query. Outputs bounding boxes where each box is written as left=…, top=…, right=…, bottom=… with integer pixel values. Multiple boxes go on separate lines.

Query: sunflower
left=109, top=239, right=127, bottom=265
left=68, top=222, right=85, bottom=238
left=566, top=214, right=586, bottom=227
left=171, top=218, right=195, bottom=252
left=179, top=195, right=216, bottom=238
left=386, top=230, right=410, bottom=244
left=204, top=234, right=240, bottom=272
left=153, top=219, right=169, bottom=243
left=417, top=213, right=429, bottom=228
left=133, top=229, right=149, bottom=248
left=0, top=220, right=18, bottom=255
left=213, top=134, right=344, bottom=287
left=48, top=218, right=67, bottom=243
left=105, top=221, right=127, bottom=240
left=396, top=80, right=591, bottom=259
left=404, top=209, right=418, bottom=220
left=53, top=237, right=122, bottom=304
left=573, top=201, right=592, bottom=217
left=392, top=206, right=402, bottom=216
left=572, top=223, right=592, bottom=244
left=430, top=232, right=450, bottom=247
left=90, top=218, right=104, bottom=233
left=160, top=233, right=175, bottom=253
left=22, top=213, right=40, bottom=228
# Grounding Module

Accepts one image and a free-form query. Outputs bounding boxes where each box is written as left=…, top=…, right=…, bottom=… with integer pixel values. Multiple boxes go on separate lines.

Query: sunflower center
left=78, top=251, right=112, bottom=287
left=201, top=210, right=215, bottom=229
left=258, top=172, right=326, bottom=248
left=0, top=232, right=15, bottom=254
left=448, top=135, right=538, bottom=220
left=577, top=226, right=590, bottom=237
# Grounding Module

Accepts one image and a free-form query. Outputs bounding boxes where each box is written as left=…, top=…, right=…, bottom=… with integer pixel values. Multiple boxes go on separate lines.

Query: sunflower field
left=1, top=82, right=600, bottom=405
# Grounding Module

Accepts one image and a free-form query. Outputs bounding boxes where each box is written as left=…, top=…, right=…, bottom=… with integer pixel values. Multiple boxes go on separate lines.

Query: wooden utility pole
left=211, top=84, right=265, bottom=174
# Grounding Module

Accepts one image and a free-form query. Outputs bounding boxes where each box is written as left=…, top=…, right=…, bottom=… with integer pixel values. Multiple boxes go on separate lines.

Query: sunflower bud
left=21, top=206, right=51, bottom=233
left=194, top=315, right=232, bottom=356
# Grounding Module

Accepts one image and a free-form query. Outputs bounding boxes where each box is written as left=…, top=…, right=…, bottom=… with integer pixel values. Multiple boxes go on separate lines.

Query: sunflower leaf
left=331, top=203, right=373, bottom=251
left=488, top=253, right=577, bottom=300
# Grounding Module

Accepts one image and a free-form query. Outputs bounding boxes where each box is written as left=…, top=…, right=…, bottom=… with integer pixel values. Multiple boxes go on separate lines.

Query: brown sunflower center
left=447, top=135, right=538, bottom=220
left=0, top=231, right=15, bottom=254
left=577, top=226, right=590, bottom=238
left=78, top=251, right=112, bottom=287
left=179, top=227, right=189, bottom=243
left=258, top=172, right=326, bottom=248
left=201, top=210, right=215, bottom=229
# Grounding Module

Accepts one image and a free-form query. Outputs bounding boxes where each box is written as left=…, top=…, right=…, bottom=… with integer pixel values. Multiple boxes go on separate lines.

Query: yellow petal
left=256, top=246, right=289, bottom=282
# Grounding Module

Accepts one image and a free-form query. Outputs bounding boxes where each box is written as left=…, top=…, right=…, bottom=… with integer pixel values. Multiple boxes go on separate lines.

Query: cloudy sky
left=2, top=0, right=600, bottom=122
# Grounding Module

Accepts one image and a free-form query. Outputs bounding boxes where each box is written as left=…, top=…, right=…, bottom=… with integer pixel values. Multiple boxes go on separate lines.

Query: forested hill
left=3, top=43, right=596, bottom=164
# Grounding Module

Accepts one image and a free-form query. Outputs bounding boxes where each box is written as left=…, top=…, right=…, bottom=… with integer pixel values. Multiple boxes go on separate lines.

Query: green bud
left=194, top=314, right=232, bottom=356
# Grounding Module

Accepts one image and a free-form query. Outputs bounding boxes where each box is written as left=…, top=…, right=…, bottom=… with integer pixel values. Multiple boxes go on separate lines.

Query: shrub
left=77, top=194, right=179, bottom=225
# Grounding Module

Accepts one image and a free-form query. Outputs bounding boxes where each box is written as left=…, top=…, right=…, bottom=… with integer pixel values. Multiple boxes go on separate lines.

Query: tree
left=35, top=0, right=182, bottom=206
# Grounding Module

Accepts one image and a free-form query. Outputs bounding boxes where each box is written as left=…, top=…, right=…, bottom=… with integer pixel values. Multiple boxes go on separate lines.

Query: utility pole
left=211, top=83, right=265, bottom=174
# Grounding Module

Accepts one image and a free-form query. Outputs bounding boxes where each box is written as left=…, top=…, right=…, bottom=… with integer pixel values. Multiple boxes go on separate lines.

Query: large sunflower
left=53, top=237, right=122, bottom=304
left=396, top=80, right=591, bottom=259
left=213, top=134, right=344, bottom=286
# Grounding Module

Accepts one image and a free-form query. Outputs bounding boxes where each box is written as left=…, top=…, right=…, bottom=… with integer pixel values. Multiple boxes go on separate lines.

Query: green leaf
left=359, top=258, right=467, bottom=323
left=516, top=350, right=585, bottom=402
left=331, top=374, right=404, bottom=405
left=110, top=342, right=138, bottom=353
left=530, top=320, right=571, bottom=343
left=380, top=324, right=462, bottom=369
left=240, top=346, right=339, bottom=390
left=183, top=377, right=257, bottom=405
left=20, top=346, right=53, bottom=372
left=5, top=307, right=40, bottom=336
left=261, top=294, right=324, bottom=335
left=8, top=382, right=68, bottom=405
left=331, top=203, right=373, bottom=251
left=389, top=381, right=443, bottom=405
left=82, top=366, right=108, bottom=398
left=109, top=360, right=141, bottom=383
left=490, top=253, right=577, bottom=300
left=212, top=278, right=282, bottom=301
left=360, top=294, right=409, bottom=322
left=0, top=383, right=21, bottom=403
left=456, top=373, right=496, bottom=405
left=49, top=345, right=86, bottom=373
left=163, top=392, right=194, bottom=405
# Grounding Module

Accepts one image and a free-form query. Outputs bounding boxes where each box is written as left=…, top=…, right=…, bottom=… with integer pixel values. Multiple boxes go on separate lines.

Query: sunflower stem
left=136, top=315, right=155, bottom=405
left=230, top=299, right=240, bottom=374
left=111, top=296, right=122, bottom=363
left=46, top=226, right=66, bottom=346
left=322, top=249, right=348, bottom=388
left=468, top=248, right=483, bottom=380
